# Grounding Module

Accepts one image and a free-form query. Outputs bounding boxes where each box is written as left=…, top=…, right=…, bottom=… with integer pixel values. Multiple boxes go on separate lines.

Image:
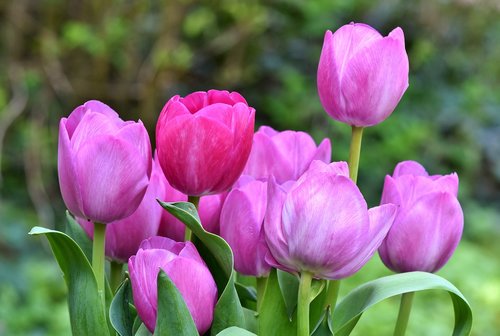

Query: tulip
left=78, top=154, right=166, bottom=263
left=156, top=90, right=255, bottom=196
left=242, top=126, right=331, bottom=184
left=379, top=160, right=464, bottom=273
left=58, top=100, right=151, bottom=224
left=317, top=23, right=409, bottom=127
left=128, top=236, right=218, bottom=334
left=265, top=160, right=397, bottom=279
left=220, top=176, right=271, bottom=277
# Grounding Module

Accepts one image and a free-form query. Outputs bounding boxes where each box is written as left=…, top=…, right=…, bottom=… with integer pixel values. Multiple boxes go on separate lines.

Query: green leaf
left=217, top=327, right=257, bottom=336
left=277, top=269, right=299, bottom=319
left=110, top=278, right=137, bottom=336
left=311, top=306, right=333, bottom=336
left=235, top=282, right=257, bottom=310
left=216, top=326, right=257, bottom=336
left=29, top=226, right=109, bottom=336
left=158, top=201, right=246, bottom=335
left=242, top=307, right=258, bottom=334
left=332, top=271, right=473, bottom=336
left=259, top=269, right=296, bottom=335
left=65, top=211, right=93, bottom=261
left=153, top=270, right=198, bottom=336
left=134, top=323, right=152, bottom=336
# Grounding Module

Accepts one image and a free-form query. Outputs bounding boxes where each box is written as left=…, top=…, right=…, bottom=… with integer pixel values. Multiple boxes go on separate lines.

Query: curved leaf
left=29, top=226, right=109, bottom=336
left=332, top=271, right=472, bottom=336
left=154, top=270, right=198, bottom=336
left=158, top=201, right=245, bottom=335
left=216, top=326, right=257, bottom=336
left=110, top=278, right=137, bottom=336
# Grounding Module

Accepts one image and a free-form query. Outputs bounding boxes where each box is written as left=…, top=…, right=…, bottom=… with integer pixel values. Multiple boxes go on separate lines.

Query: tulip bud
left=379, top=161, right=464, bottom=273
left=78, top=154, right=166, bottom=262
left=156, top=90, right=255, bottom=196
left=265, top=161, right=396, bottom=279
left=58, top=100, right=151, bottom=223
left=317, top=23, right=409, bottom=127
left=220, top=177, right=271, bottom=277
left=242, top=126, right=331, bottom=184
left=128, top=237, right=218, bottom=334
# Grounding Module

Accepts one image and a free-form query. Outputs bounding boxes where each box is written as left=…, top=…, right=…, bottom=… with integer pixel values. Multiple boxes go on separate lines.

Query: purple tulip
left=129, top=237, right=218, bottom=334
left=78, top=154, right=166, bottom=262
left=265, top=161, right=397, bottom=279
left=220, top=177, right=271, bottom=277
left=242, top=126, right=331, bottom=184
left=156, top=90, right=255, bottom=196
left=379, top=161, right=464, bottom=273
left=58, top=100, right=151, bottom=223
left=317, top=23, right=409, bottom=127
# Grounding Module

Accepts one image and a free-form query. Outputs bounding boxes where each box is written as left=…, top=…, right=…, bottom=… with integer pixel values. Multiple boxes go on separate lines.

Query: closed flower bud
left=379, top=160, right=464, bottom=273
left=58, top=100, right=151, bottom=223
left=317, top=23, right=409, bottom=127
left=156, top=90, right=255, bottom=196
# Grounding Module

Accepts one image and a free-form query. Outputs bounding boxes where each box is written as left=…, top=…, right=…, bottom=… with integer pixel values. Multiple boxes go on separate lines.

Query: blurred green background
left=0, top=0, right=499, bottom=335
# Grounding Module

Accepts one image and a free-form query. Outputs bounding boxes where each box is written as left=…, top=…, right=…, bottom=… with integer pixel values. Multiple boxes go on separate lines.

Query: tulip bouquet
left=29, top=22, right=472, bottom=336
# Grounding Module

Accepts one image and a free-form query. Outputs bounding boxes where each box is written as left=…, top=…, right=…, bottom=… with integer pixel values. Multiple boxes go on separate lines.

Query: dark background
left=0, top=1, right=499, bottom=334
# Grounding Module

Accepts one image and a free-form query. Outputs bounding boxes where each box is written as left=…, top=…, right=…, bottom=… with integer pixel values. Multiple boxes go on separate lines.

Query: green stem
left=393, top=292, right=415, bottom=336
left=323, top=279, right=341, bottom=313
left=256, top=276, right=267, bottom=313
left=92, top=222, right=106, bottom=308
left=110, top=261, right=123, bottom=293
left=185, top=195, right=200, bottom=242
left=297, top=272, right=313, bottom=336
left=347, top=126, right=364, bottom=183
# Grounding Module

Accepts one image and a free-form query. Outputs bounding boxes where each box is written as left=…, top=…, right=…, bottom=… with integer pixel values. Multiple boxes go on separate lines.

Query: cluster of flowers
left=56, top=23, right=463, bottom=334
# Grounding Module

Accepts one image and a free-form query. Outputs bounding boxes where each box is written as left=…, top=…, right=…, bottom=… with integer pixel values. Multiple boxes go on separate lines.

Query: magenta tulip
left=78, top=154, right=166, bottom=262
left=129, top=237, right=217, bottom=334
left=243, top=126, right=331, bottom=184
left=220, top=177, right=271, bottom=277
left=317, top=23, right=409, bottom=127
left=58, top=100, right=151, bottom=223
left=156, top=90, right=255, bottom=196
left=379, top=161, right=464, bottom=273
left=265, top=161, right=397, bottom=279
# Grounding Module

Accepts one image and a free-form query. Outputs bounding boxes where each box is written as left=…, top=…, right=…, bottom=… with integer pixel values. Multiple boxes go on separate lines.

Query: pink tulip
left=58, top=100, right=151, bottom=223
left=317, top=23, right=409, bottom=127
left=265, top=161, right=397, bottom=279
left=220, top=177, right=271, bottom=277
left=129, top=237, right=217, bottom=334
left=242, top=126, right=331, bottom=184
left=156, top=90, right=255, bottom=196
left=78, top=154, right=166, bottom=262
left=379, top=161, right=464, bottom=273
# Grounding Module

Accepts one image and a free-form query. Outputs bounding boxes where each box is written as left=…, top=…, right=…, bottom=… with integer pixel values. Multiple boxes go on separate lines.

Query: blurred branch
left=0, top=70, right=28, bottom=189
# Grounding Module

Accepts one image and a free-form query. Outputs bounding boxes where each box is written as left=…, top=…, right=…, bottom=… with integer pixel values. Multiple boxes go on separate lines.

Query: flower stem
left=323, top=279, right=341, bottom=313
left=393, top=292, right=415, bottom=336
left=185, top=195, right=200, bottom=241
left=256, top=276, right=267, bottom=313
left=92, top=222, right=106, bottom=307
left=348, top=126, right=364, bottom=183
left=297, top=272, right=313, bottom=336
left=110, top=261, right=123, bottom=293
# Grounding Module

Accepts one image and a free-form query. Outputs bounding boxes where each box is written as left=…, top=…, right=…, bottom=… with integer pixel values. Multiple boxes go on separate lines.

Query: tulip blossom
left=243, top=126, right=331, bottom=184
left=129, top=237, right=218, bottom=334
left=317, top=22, right=409, bottom=127
left=265, top=161, right=397, bottom=279
left=156, top=90, right=255, bottom=196
left=58, top=100, right=151, bottom=223
left=78, top=154, right=166, bottom=263
left=220, top=177, right=271, bottom=277
left=379, top=161, right=464, bottom=273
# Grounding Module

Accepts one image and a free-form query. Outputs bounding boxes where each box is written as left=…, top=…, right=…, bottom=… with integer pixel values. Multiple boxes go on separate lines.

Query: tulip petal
left=115, top=121, right=152, bottom=175
left=380, top=175, right=402, bottom=205
left=75, top=135, right=149, bottom=223
left=329, top=204, right=396, bottom=279
left=70, top=112, right=121, bottom=152
left=198, top=193, right=226, bottom=234
left=393, top=160, right=428, bottom=177
left=340, top=31, right=409, bottom=126
left=283, top=174, right=368, bottom=274
left=58, top=119, right=84, bottom=218
left=380, top=192, right=464, bottom=273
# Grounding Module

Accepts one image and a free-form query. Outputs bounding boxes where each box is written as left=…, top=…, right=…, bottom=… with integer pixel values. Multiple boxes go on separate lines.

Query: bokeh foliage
left=0, top=0, right=499, bottom=335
